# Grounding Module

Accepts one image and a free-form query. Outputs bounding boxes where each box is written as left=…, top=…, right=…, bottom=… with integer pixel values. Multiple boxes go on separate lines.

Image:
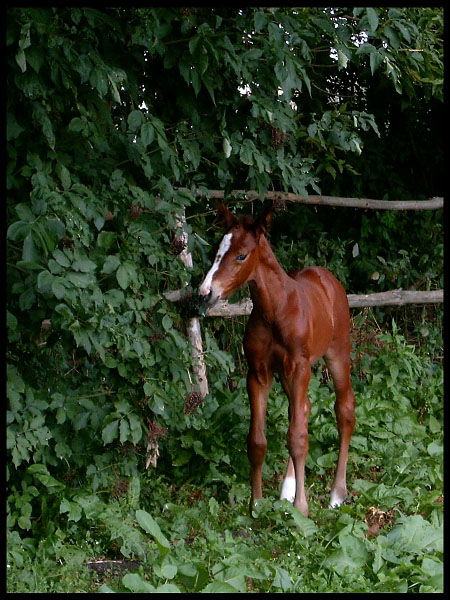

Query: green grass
left=7, top=323, right=443, bottom=593
left=7, top=482, right=443, bottom=593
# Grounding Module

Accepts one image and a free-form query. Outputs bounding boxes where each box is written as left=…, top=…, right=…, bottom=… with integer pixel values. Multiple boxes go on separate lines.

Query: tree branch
left=186, top=189, right=443, bottom=211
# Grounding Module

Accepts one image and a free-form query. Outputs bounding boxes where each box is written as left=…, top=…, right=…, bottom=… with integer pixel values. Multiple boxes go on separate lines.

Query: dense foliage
left=7, top=7, right=442, bottom=593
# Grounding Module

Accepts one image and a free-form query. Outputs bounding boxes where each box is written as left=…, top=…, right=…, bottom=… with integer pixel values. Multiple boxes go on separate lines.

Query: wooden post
left=174, top=214, right=209, bottom=398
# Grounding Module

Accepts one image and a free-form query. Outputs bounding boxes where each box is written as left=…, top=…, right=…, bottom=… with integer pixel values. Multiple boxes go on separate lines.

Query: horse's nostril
left=202, top=290, right=212, bottom=303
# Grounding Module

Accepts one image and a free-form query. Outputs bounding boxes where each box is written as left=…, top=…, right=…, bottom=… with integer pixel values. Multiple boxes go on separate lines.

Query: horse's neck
left=249, top=237, right=292, bottom=323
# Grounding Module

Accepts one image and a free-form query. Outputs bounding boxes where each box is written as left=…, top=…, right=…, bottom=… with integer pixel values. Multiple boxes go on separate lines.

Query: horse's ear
left=216, top=200, right=238, bottom=229
left=253, top=207, right=273, bottom=239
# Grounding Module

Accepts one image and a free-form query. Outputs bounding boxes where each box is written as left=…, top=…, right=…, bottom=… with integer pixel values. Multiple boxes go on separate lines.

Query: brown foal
left=199, top=202, right=356, bottom=517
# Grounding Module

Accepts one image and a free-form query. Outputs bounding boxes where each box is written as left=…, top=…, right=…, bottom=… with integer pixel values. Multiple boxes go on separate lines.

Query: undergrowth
left=7, top=319, right=443, bottom=593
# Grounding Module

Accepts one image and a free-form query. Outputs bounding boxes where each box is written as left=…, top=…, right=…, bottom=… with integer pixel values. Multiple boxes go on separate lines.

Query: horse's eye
left=236, top=254, right=247, bottom=262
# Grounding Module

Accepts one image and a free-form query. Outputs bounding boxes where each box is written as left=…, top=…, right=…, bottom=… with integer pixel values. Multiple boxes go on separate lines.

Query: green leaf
left=162, top=315, right=173, bottom=332
left=88, top=332, right=105, bottom=361
left=107, top=73, right=121, bottom=103
left=33, top=472, right=65, bottom=493
left=72, top=258, right=97, bottom=272
left=37, top=270, right=54, bottom=293
left=337, top=49, right=349, bottom=70
left=280, top=501, right=318, bottom=537
left=202, top=75, right=216, bottom=105
left=127, top=474, right=141, bottom=509
left=222, top=137, right=232, bottom=158
left=22, top=232, right=39, bottom=262
left=60, top=499, right=83, bottom=522
left=90, top=66, right=108, bottom=97
left=59, top=165, right=71, bottom=191
left=102, top=254, right=121, bottom=274
left=19, top=287, right=36, bottom=311
left=155, top=583, right=181, bottom=593
left=427, top=439, right=443, bottom=457
left=356, top=42, right=376, bottom=55
left=428, top=414, right=441, bottom=434
left=135, top=509, right=171, bottom=556
left=325, top=533, right=369, bottom=575
left=198, top=52, right=209, bottom=76
left=189, top=35, right=201, bottom=55
left=16, top=203, right=35, bottom=221
left=19, top=23, right=31, bottom=50
left=65, top=272, right=94, bottom=288
left=18, top=515, right=32, bottom=530
left=97, top=231, right=117, bottom=250
left=272, top=566, right=293, bottom=591
left=317, top=451, right=338, bottom=468
left=141, top=121, right=155, bottom=147
left=387, top=514, right=442, bottom=554
left=16, top=49, right=27, bottom=73
left=119, top=418, right=130, bottom=443
left=7, top=112, right=25, bottom=140
left=128, top=413, right=142, bottom=444
left=117, top=263, right=134, bottom=289
left=191, top=69, right=201, bottom=96
left=7, top=310, right=18, bottom=332
left=370, top=50, right=384, bottom=75
left=128, top=109, right=144, bottom=132
left=254, top=11, right=266, bottom=33
left=208, top=497, right=219, bottom=517
left=122, top=573, right=156, bottom=593
left=366, top=8, right=379, bottom=33
left=41, top=115, right=56, bottom=150
left=103, top=288, right=124, bottom=307
left=157, top=563, right=178, bottom=580
left=240, top=138, right=255, bottom=166
left=54, top=302, right=74, bottom=321
left=182, top=139, right=201, bottom=169
left=395, top=21, right=411, bottom=43
left=102, top=419, right=119, bottom=444
left=68, top=117, right=86, bottom=133
left=201, top=581, right=239, bottom=593
left=383, top=25, right=400, bottom=50
left=48, top=259, right=63, bottom=274
left=53, top=249, right=71, bottom=267
left=7, top=221, right=30, bottom=241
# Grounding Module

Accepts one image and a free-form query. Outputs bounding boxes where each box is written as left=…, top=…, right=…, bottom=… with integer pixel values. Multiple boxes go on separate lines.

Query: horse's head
left=198, top=201, right=272, bottom=307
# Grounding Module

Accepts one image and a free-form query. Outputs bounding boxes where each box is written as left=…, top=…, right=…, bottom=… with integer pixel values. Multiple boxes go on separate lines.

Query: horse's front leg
left=283, top=358, right=311, bottom=517
left=325, top=353, right=356, bottom=508
left=247, top=367, right=273, bottom=516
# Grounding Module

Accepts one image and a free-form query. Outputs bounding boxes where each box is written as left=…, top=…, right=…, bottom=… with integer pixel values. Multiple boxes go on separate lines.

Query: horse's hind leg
left=325, top=350, right=356, bottom=508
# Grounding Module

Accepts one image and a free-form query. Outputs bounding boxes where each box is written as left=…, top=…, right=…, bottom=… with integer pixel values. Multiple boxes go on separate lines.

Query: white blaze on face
left=199, top=232, right=233, bottom=298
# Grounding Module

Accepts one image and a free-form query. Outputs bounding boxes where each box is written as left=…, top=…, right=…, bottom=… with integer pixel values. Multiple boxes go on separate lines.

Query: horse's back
left=289, top=265, right=345, bottom=296
left=289, top=266, right=350, bottom=328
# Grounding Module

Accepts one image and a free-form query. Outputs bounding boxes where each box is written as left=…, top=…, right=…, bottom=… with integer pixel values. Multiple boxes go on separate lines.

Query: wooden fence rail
left=200, top=289, right=443, bottom=318
left=185, top=189, right=443, bottom=211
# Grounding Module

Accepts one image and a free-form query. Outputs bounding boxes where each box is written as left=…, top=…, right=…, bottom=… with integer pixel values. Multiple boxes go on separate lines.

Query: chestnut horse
left=199, top=202, right=356, bottom=517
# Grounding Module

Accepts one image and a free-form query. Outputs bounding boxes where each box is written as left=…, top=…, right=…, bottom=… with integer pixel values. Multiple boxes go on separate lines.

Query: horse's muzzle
left=198, top=289, right=220, bottom=314
left=200, top=289, right=212, bottom=304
